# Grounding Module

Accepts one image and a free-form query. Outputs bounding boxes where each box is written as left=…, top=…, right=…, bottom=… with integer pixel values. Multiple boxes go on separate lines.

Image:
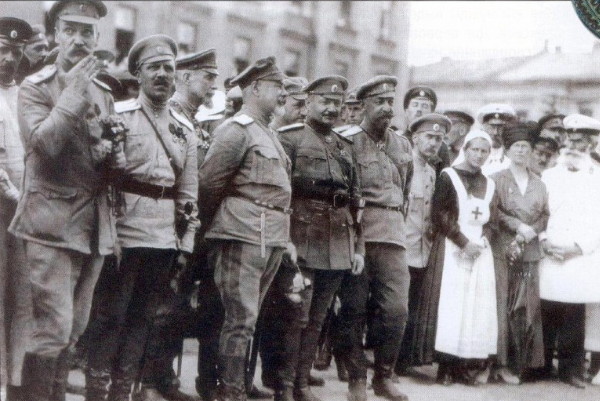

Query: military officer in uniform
left=341, top=89, right=364, bottom=126
left=270, top=76, right=308, bottom=131
left=84, top=34, right=199, bottom=401
left=15, top=24, right=48, bottom=84
left=396, top=113, right=450, bottom=380
left=336, top=76, right=412, bottom=401
left=476, top=103, right=516, bottom=176
left=442, top=110, right=474, bottom=164
left=8, top=2, right=125, bottom=400
left=0, top=16, right=33, bottom=401
left=198, top=57, right=290, bottom=401
left=538, top=113, right=566, bottom=147
left=402, top=86, right=448, bottom=176
left=275, top=75, right=365, bottom=401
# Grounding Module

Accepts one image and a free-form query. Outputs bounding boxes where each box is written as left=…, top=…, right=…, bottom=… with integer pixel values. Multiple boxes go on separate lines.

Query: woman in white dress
left=431, top=130, right=498, bottom=385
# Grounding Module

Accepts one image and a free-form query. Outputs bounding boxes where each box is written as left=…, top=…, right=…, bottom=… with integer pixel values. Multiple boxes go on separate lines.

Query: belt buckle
left=332, top=193, right=342, bottom=208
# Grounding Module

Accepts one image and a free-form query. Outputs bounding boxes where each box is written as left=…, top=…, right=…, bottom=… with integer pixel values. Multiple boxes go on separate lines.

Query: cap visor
left=59, top=15, right=99, bottom=25
left=141, top=54, right=175, bottom=66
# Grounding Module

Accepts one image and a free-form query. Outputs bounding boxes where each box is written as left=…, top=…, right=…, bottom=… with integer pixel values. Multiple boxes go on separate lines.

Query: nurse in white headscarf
left=430, top=129, right=499, bottom=384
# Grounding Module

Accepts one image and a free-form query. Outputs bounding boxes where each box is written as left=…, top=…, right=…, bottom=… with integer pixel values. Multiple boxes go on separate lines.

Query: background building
left=409, top=42, right=600, bottom=121
left=3, top=1, right=411, bottom=103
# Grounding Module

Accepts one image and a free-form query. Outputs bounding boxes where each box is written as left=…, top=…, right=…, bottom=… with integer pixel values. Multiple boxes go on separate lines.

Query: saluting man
left=276, top=75, right=365, bottom=401
left=336, top=76, right=413, bottom=401
left=8, top=1, right=125, bottom=400
left=85, top=34, right=199, bottom=401
left=198, top=57, right=291, bottom=401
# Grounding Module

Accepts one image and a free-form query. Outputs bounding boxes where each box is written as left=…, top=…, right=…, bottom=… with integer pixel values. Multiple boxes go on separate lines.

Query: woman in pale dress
left=431, top=130, right=499, bottom=385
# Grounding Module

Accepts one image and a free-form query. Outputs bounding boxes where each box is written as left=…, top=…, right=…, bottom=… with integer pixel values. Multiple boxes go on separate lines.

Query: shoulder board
left=92, top=78, right=112, bottom=92
left=338, top=125, right=363, bottom=138
left=277, top=122, right=304, bottom=133
left=170, top=108, right=194, bottom=131
left=25, top=65, right=57, bottom=84
left=332, top=124, right=351, bottom=134
left=232, top=114, right=254, bottom=126
left=334, top=130, right=354, bottom=143
left=114, top=98, right=141, bottom=114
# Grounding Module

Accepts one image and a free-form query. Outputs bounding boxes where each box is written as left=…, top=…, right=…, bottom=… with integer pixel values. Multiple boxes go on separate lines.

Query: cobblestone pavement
left=64, top=340, right=600, bottom=401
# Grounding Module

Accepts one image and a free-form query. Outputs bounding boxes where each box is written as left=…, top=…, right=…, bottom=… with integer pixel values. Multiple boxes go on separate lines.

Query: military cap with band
left=226, top=85, right=243, bottom=100
left=477, top=103, right=516, bottom=124
left=345, top=89, right=360, bottom=105
left=409, top=113, right=452, bottom=135
left=443, top=109, right=475, bottom=127
left=356, top=75, right=397, bottom=100
left=538, top=113, right=565, bottom=130
left=282, top=76, right=308, bottom=100
left=176, top=48, right=219, bottom=75
left=128, top=34, right=177, bottom=75
left=27, top=24, right=46, bottom=45
left=563, top=114, right=600, bottom=135
left=49, top=0, right=107, bottom=25
left=230, top=57, right=285, bottom=89
left=403, top=85, right=437, bottom=110
left=303, top=75, right=348, bottom=99
left=0, top=17, right=33, bottom=46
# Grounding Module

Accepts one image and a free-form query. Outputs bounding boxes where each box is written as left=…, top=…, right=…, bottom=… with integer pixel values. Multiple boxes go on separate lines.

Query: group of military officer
left=0, top=1, right=571, bottom=401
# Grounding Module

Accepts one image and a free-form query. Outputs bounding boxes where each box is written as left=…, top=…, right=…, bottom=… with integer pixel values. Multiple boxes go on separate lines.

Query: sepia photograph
left=1, top=1, right=600, bottom=400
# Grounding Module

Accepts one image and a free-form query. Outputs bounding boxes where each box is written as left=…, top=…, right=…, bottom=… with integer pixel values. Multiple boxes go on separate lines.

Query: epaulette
left=338, top=125, right=363, bottom=138
left=114, top=98, right=140, bottom=114
left=170, top=108, right=194, bottom=131
left=92, top=78, right=112, bottom=92
left=277, top=122, right=304, bottom=133
left=25, top=65, right=57, bottom=84
left=332, top=124, right=351, bottom=134
left=232, top=114, right=254, bottom=126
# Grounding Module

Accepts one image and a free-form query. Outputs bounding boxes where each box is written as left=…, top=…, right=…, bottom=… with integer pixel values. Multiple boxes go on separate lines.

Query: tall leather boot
left=85, top=368, right=111, bottom=401
left=347, top=378, right=367, bottom=401
left=273, top=385, right=294, bottom=401
left=108, top=364, right=135, bottom=401
left=197, top=337, right=220, bottom=401
left=372, top=364, right=409, bottom=401
left=294, top=328, right=323, bottom=401
left=51, top=346, right=73, bottom=401
left=22, top=352, right=57, bottom=401
left=217, top=355, right=247, bottom=401
left=6, top=385, right=24, bottom=401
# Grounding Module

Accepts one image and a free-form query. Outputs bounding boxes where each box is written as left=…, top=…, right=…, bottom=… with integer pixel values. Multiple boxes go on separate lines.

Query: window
left=379, top=1, right=393, bottom=40
left=283, top=49, right=301, bottom=77
left=289, top=1, right=313, bottom=17
left=233, top=36, right=252, bottom=74
left=333, top=60, right=349, bottom=78
left=114, top=6, right=136, bottom=64
left=177, top=21, right=196, bottom=54
left=337, top=1, right=352, bottom=28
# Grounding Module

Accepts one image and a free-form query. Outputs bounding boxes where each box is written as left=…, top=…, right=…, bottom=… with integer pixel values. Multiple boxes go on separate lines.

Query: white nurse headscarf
left=452, top=129, right=493, bottom=166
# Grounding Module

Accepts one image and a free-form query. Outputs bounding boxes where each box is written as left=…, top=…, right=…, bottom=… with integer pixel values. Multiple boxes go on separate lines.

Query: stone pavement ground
left=63, top=340, right=600, bottom=401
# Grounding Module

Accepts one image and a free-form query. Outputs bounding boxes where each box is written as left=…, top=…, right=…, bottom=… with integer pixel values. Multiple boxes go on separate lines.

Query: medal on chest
left=169, top=123, right=187, bottom=146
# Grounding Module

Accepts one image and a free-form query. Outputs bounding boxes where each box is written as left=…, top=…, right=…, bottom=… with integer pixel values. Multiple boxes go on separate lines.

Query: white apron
left=435, top=168, right=498, bottom=359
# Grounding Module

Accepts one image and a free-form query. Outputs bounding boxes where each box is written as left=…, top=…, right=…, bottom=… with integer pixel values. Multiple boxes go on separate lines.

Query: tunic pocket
left=252, top=145, right=288, bottom=186
left=23, top=182, right=78, bottom=241
left=295, top=148, right=328, bottom=179
left=357, top=155, right=380, bottom=187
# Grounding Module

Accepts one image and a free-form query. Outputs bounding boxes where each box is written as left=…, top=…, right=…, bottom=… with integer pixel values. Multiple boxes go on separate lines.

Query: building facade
left=4, top=1, right=411, bottom=101
left=409, top=44, right=600, bottom=122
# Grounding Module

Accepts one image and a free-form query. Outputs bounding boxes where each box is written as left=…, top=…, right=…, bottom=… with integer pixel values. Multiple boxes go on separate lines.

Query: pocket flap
left=254, top=145, right=280, bottom=160
left=31, top=182, right=77, bottom=199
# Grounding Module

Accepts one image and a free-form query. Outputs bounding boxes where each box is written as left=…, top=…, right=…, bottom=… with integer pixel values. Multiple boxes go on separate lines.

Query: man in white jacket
left=539, top=113, right=600, bottom=389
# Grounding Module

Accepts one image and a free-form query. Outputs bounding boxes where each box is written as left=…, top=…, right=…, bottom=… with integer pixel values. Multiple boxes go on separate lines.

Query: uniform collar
left=170, top=91, right=197, bottom=119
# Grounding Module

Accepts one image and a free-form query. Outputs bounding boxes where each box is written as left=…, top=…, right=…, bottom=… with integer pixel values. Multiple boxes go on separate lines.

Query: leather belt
left=365, top=201, right=403, bottom=212
left=300, top=193, right=350, bottom=208
left=235, top=196, right=293, bottom=215
left=118, top=178, right=176, bottom=200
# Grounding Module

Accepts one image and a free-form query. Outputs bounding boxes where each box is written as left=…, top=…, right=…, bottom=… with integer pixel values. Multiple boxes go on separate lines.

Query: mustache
left=153, top=78, right=170, bottom=86
left=322, top=111, right=338, bottom=118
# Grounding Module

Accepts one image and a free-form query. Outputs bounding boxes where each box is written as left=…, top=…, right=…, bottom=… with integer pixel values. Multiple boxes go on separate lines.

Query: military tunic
left=169, top=93, right=212, bottom=168
left=198, top=107, right=291, bottom=391
left=9, top=63, right=116, bottom=357
left=278, top=122, right=364, bottom=269
left=335, top=124, right=413, bottom=380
